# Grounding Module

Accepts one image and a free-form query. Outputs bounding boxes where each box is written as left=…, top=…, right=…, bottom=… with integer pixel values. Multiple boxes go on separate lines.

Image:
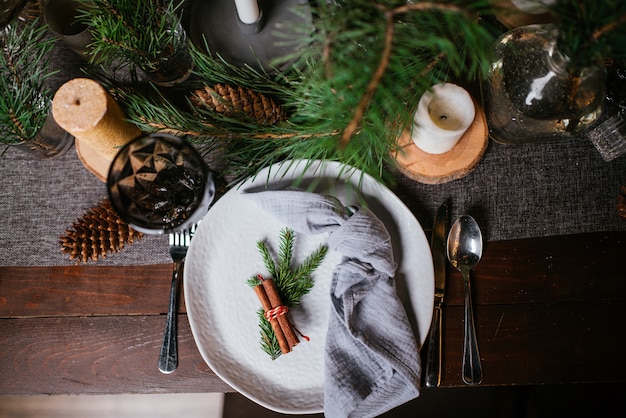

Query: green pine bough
left=76, top=0, right=186, bottom=71
left=246, top=228, right=328, bottom=360
left=0, top=18, right=57, bottom=148
left=104, top=1, right=495, bottom=185
left=102, top=1, right=626, bottom=185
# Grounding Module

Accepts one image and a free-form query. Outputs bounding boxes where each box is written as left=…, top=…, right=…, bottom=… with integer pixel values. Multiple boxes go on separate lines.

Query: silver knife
left=424, top=201, right=449, bottom=387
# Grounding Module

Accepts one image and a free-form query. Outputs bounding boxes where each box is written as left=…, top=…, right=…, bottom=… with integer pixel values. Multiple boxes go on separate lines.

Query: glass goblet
left=107, top=133, right=215, bottom=234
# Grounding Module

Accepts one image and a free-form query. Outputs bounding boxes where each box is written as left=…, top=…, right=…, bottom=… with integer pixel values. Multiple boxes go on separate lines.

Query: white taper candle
left=234, top=0, right=261, bottom=24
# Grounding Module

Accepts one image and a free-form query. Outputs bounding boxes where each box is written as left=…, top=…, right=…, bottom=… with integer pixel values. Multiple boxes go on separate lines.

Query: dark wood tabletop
left=2, top=230, right=625, bottom=396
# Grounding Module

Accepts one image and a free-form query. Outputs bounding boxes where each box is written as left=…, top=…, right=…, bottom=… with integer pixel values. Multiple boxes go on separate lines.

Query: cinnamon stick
left=261, top=278, right=300, bottom=349
left=253, top=284, right=290, bottom=354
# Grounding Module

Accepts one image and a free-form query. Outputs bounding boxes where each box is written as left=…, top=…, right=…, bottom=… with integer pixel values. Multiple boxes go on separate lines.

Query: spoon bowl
left=447, top=215, right=484, bottom=385
left=448, top=215, right=483, bottom=271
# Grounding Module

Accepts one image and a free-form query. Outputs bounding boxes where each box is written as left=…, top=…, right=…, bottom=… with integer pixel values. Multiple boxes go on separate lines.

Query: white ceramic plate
left=184, top=160, right=434, bottom=414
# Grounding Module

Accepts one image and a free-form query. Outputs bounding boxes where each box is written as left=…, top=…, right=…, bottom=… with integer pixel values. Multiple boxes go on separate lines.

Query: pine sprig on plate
left=247, top=227, right=328, bottom=359
left=255, top=307, right=282, bottom=360
left=257, top=228, right=328, bottom=306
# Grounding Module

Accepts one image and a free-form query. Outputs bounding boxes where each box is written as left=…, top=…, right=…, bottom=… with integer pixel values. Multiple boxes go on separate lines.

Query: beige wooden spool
left=392, top=102, right=489, bottom=184
left=52, top=78, right=142, bottom=181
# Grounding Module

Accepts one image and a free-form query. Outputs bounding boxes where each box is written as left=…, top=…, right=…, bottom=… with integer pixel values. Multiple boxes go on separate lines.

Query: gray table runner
left=1, top=42, right=626, bottom=267
left=0, top=146, right=170, bottom=266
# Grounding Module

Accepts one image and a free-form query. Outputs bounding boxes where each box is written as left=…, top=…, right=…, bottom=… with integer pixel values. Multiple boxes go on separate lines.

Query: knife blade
left=424, top=201, right=449, bottom=387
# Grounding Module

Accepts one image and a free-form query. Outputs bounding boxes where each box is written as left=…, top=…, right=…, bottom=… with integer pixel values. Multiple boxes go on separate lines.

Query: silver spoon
left=447, top=215, right=484, bottom=385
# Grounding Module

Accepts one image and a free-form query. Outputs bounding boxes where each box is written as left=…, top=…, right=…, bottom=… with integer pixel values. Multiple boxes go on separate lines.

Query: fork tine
left=171, top=231, right=182, bottom=247
left=180, top=231, right=186, bottom=246
left=169, top=223, right=198, bottom=248
left=184, top=228, right=193, bottom=246
left=186, top=224, right=198, bottom=245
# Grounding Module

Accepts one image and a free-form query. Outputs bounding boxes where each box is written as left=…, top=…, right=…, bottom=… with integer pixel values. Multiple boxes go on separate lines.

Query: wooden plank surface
left=3, top=302, right=623, bottom=394
left=0, top=315, right=232, bottom=395
left=446, top=231, right=626, bottom=305
left=1, top=231, right=625, bottom=394
left=2, top=232, right=624, bottom=317
left=0, top=264, right=174, bottom=317
left=438, top=301, right=626, bottom=386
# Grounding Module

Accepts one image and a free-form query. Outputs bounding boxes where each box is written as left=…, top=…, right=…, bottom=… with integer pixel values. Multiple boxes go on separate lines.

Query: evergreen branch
left=99, top=1, right=495, bottom=184
left=256, top=307, right=282, bottom=359
left=8, top=110, right=26, bottom=140
left=288, top=244, right=329, bottom=307
left=143, top=119, right=338, bottom=141
left=246, top=276, right=260, bottom=288
left=250, top=229, right=328, bottom=358
left=277, top=228, right=295, bottom=279
left=340, top=2, right=473, bottom=147
left=340, top=7, right=395, bottom=148
left=77, top=0, right=186, bottom=67
left=5, top=48, right=20, bottom=88
left=100, top=37, right=150, bottom=60
left=257, top=241, right=278, bottom=278
left=391, top=1, right=465, bottom=15
left=100, top=0, right=139, bottom=39
left=0, top=18, right=57, bottom=145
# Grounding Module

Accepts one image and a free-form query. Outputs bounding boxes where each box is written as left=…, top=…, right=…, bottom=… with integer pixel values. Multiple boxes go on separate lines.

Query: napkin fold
left=246, top=190, right=421, bottom=418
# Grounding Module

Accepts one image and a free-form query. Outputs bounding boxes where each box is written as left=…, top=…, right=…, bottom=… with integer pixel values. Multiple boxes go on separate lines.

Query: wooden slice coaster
left=392, top=102, right=488, bottom=184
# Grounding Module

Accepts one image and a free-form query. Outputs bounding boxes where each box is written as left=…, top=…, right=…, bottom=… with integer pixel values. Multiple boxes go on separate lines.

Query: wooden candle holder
left=392, top=102, right=488, bottom=184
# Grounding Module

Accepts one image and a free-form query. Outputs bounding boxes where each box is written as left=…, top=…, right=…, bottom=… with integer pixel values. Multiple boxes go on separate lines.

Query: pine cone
left=60, top=199, right=143, bottom=263
left=190, top=84, right=287, bottom=125
left=618, top=185, right=626, bottom=219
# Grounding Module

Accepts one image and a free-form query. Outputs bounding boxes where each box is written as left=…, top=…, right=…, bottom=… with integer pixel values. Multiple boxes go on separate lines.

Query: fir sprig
left=0, top=18, right=57, bottom=146
left=76, top=0, right=186, bottom=70
left=256, top=227, right=328, bottom=306
left=255, top=307, right=282, bottom=360
left=247, top=228, right=328, bottom=358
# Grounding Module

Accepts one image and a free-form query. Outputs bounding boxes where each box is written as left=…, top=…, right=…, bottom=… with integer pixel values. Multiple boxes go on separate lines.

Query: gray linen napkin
left=246, top=190, right=421, bottom=418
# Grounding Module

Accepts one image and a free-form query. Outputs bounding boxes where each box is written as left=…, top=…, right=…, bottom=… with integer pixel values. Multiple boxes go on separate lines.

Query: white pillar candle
left=411, top=83, right=475, bottom=154
left=234, top=0, right=261, bottom=24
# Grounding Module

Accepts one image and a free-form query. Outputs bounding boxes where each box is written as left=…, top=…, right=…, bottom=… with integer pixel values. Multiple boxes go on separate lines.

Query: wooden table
left=2, top=230, right=625, bottom=395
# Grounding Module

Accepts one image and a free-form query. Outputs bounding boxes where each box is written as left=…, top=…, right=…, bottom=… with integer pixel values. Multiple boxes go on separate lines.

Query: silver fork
left=158, top=224, right=197, bottom=374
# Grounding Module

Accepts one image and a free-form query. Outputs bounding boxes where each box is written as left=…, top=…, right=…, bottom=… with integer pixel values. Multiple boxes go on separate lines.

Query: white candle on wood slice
left=234, top=0, right=261, bottom=24
left=411, top=83, right=475, bottom=155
